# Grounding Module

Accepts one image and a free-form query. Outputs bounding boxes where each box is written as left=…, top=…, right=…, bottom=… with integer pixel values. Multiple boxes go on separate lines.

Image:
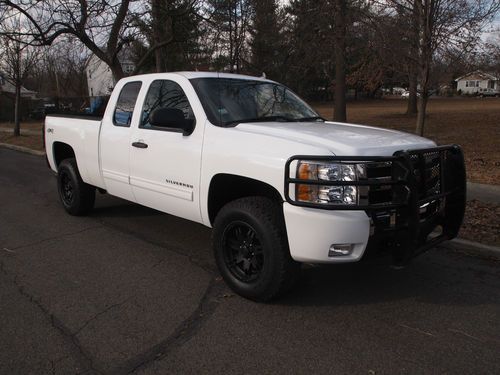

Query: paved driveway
left=1, top=148, right=499, bottom=374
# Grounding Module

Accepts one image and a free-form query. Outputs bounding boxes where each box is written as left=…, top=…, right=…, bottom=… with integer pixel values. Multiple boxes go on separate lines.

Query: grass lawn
left=0, top=133, right=44, bottom=151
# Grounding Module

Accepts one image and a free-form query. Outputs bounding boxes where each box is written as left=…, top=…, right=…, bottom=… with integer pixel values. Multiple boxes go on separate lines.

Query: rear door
left=129, top=77, right=205, bottom=223
left=99, top=80, right=142, bottom=201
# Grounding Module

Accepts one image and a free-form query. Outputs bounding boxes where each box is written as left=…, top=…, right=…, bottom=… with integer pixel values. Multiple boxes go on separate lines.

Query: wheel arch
left=52, top=142, right=76, bottom=170
left=207, top=173, right=284, bottom=225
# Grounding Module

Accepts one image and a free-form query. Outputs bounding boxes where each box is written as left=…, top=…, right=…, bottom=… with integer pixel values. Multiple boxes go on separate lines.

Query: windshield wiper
left=224, top=115, right=294, bottom=126
left=294, top=116, right=326, bottom=122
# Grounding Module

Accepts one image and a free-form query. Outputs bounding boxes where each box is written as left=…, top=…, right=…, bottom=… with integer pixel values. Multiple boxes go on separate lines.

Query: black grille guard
left=284, top=144, right=467, bottom=263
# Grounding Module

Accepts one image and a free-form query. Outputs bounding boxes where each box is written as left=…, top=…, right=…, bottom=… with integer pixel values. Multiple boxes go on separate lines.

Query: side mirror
left=149, top=108, right=195, bottom=136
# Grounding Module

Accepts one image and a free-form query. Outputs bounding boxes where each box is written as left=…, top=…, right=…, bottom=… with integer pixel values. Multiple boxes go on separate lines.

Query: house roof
left=455, top=70, right=498, bottom=82
left=0, top=78, right=37, bottom=97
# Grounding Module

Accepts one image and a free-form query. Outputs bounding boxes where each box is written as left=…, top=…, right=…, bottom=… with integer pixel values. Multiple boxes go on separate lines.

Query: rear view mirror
left=149, top=108, right=195, bottom=136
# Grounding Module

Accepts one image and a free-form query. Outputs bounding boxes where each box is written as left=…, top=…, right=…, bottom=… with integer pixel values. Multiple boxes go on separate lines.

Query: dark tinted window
left=141, top=80, right=195, bottom=129
left=113, top=81, right=142, bottom=127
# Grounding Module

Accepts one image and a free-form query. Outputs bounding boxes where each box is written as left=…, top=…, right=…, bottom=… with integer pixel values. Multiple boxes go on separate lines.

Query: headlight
left=296, top=161, right=366, bottom=205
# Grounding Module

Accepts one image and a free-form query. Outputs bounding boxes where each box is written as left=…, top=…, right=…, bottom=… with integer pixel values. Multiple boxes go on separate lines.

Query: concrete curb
left=467, top=182, right=500, bottom=204
left=442, top=238, right=500, bottom=260
left=0, top=143, right=45, bottom=156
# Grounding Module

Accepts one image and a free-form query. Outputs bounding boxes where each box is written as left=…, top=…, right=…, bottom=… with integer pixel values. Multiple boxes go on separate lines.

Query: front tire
left=213, top=197, right=300, bottom=301
left=57, top=158, right=95, bottom=216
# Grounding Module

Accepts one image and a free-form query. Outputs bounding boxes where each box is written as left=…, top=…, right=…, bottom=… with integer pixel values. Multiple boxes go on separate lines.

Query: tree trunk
left=406, top=68, right=418, bottom=115
left=152, top=0, right=164, bottom=73
left=415, top=0, right=432, bottom=136
left=406, top=0, right=419, bottom=115
left=333, top=0, right=347, bottom=122
left=14, top=83, right=21, bottom=137
left=416, top=58, right=430, bottom=136
left=110, top=62, right=125, bottom=82
left=154, top=50, right=163, bottom=73
left=416, top=95, right=428, bottom=136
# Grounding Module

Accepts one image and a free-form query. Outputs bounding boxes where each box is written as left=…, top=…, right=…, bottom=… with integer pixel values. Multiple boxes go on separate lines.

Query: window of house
left=141, top=80, right=195, bottom=130
left=465, top=80, right=480, bottom=88
left=113, top=81, right=142, bottom=127
left=123, top=64, right=134, bottom=74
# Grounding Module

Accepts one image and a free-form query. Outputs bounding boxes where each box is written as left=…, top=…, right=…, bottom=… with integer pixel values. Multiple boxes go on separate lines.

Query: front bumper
left=283, top=204, right=370, bottom=263
left=283, top=145, right=466, bottom=264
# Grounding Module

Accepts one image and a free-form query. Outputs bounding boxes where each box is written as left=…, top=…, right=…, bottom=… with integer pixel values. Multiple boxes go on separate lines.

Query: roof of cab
left=121, top=71, right=272, bottom=82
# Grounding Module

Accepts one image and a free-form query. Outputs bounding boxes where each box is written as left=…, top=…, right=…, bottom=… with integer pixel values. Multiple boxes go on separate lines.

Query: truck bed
left=45, top=115, right=105, bottom=189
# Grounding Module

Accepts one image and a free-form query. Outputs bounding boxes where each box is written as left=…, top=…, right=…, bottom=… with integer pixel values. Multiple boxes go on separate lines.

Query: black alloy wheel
left=212, top=197, right=300, bottom=301
left=222, top=221, right=264, bottom=283
left=60, top=170, right=74, bottom=206
left=57, top=158, right=95, bottom=216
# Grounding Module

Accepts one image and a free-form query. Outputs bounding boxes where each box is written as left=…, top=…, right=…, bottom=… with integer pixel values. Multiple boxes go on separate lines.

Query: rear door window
left=113, top=82, right=142, bottom=127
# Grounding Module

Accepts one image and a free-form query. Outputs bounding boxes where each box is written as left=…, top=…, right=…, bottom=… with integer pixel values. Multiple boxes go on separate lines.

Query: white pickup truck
left=45, top=72, right=466, bottom=301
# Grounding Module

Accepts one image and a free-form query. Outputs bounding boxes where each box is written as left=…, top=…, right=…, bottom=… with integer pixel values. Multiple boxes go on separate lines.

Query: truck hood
left=234, top=121, right=436, bottom=156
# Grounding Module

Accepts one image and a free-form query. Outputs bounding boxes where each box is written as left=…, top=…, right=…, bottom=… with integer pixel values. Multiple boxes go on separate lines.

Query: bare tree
left=31, top=41, right=90, bottom=99
left=0, top=0, right=186, bottom=80
left=385, top=0, right=500, bottom=135
left=0, top=16, right=39, bottom=136
left=0, top=0, right=131, bottom=80
left=206, top=0, right=253, bottom=72
left=133, top=0, right=199, bottom=73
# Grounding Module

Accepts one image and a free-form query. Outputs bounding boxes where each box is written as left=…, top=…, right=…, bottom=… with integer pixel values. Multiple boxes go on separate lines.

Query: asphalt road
left=1, top=148, right=499, bottom=375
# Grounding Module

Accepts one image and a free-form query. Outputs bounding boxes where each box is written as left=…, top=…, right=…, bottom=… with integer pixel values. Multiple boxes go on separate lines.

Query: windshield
left=190, top=78, right=322, bottom=126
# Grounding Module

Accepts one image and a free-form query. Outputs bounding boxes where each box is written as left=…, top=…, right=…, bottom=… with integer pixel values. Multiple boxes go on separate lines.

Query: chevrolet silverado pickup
left=44, top=72, right=466, bottom=301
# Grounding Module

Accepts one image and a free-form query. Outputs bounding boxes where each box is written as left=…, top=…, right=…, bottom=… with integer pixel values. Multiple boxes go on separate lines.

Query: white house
left=86, top=50, right=135, bottom=98
left=455, top=70, right=499, bottom=94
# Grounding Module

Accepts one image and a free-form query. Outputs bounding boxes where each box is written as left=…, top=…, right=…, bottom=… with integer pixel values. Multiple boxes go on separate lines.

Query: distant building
left=0, top=72, right=37, bottom=99
left=86, top=49, right=135, bottom=98
left=455, top=70, right=499, bottom=94
left=0, top=72, right=38, bottom=121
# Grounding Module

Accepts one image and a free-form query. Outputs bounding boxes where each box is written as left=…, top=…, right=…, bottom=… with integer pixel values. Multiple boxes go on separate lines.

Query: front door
left=129, top=78, right=204, bottom=223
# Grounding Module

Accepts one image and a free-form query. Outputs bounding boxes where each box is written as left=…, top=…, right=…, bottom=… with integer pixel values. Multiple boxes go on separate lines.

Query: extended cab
left=45, top=72, right=466, bottom=301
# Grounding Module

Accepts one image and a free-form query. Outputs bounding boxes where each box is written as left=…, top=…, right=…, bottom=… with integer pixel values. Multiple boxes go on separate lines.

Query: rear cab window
left=113, top=82, right=142, bottom=127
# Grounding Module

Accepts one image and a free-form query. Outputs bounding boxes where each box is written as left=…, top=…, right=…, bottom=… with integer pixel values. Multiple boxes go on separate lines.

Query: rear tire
left=57, top=158, right=95, bottom=216
left=213, top=197, right=300, bottom=302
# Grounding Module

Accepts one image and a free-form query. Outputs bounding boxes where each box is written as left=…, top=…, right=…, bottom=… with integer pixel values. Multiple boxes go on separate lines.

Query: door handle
left=132, top=141, right=148, bottom=149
